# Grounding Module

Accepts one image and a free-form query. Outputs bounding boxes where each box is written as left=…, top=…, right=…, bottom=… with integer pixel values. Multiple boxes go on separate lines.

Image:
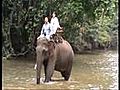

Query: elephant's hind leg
left=61, top=71, right=70, bottom=80
left=61, top=60, right=73, bottom=81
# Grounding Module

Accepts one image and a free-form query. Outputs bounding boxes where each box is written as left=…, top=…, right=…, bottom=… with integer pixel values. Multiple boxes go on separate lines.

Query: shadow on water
left=2, top=50, right=118, bottom=89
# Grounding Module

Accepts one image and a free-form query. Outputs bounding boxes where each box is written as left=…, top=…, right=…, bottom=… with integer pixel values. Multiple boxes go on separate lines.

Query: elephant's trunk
left=36, top=47, right=44, bottom=84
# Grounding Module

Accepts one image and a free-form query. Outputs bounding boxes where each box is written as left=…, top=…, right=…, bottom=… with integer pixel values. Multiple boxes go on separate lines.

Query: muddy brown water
left=2, top=50, right=118, bottom=89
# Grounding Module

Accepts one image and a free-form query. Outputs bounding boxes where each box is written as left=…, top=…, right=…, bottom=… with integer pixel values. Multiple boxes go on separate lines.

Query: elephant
left=36, top=36, right=74, bottom=84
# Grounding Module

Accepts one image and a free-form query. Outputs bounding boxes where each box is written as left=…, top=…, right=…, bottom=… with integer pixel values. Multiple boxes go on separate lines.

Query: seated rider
left=37, top=16, right=51, bottom=41
left=50, top=11, right=62, bottom=35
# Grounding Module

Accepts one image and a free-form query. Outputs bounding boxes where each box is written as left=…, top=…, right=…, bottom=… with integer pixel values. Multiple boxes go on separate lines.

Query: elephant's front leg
left=44, top=57, right=55, bottom=82
left=36, top=48, right=44, bottom=84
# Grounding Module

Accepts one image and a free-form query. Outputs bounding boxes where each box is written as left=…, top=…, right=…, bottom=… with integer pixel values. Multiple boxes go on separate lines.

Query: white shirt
left=50, top=17, right=60, bottom=35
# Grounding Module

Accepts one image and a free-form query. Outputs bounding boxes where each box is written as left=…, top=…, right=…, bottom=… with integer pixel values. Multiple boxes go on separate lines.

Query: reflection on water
left=2, top=50, right=118, bottom=89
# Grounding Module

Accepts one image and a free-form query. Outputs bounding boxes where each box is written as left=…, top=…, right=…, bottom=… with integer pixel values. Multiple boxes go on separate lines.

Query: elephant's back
left=57, top=40, right=74, bottom=55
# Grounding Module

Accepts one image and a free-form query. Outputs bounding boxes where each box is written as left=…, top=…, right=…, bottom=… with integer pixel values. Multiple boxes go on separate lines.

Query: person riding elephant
left=36, top=37, right=74, bottom=84
left=50, top=11, right=62, bottom=35
left=37, top=17, right=51, bottom=41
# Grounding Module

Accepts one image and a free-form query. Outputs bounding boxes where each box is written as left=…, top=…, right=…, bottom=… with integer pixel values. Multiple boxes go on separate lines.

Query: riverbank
left=2, top=48, right=118, bottom=60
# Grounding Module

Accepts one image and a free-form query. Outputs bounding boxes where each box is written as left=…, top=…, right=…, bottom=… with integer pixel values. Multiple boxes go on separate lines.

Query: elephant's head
left=37, top=37, right=55, bottom=55
left=37, top=37, right=49, bottom=52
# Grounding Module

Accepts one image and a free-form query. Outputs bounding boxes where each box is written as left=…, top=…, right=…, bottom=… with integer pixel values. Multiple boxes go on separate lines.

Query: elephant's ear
left=47, top=41, right=56, bottom=57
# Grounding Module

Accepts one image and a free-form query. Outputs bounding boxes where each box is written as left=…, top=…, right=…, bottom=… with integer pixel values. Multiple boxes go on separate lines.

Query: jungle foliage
left=2, top=0, right=118, bottom=57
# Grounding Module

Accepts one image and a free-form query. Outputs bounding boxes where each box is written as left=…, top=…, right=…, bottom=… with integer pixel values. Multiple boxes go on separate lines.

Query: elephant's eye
left=43, top=50, right=47, bottom=54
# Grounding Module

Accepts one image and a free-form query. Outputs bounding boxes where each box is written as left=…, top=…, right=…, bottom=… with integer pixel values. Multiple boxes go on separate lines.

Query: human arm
left=55, top=17, right=61, bottom=28
left=40, top=25, right=44, bottom=35
left=37, top=25, right=44, bottom=39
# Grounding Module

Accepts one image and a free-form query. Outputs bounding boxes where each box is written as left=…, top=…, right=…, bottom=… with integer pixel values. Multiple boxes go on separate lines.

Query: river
left=2, top=50, right=118, bottom=90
